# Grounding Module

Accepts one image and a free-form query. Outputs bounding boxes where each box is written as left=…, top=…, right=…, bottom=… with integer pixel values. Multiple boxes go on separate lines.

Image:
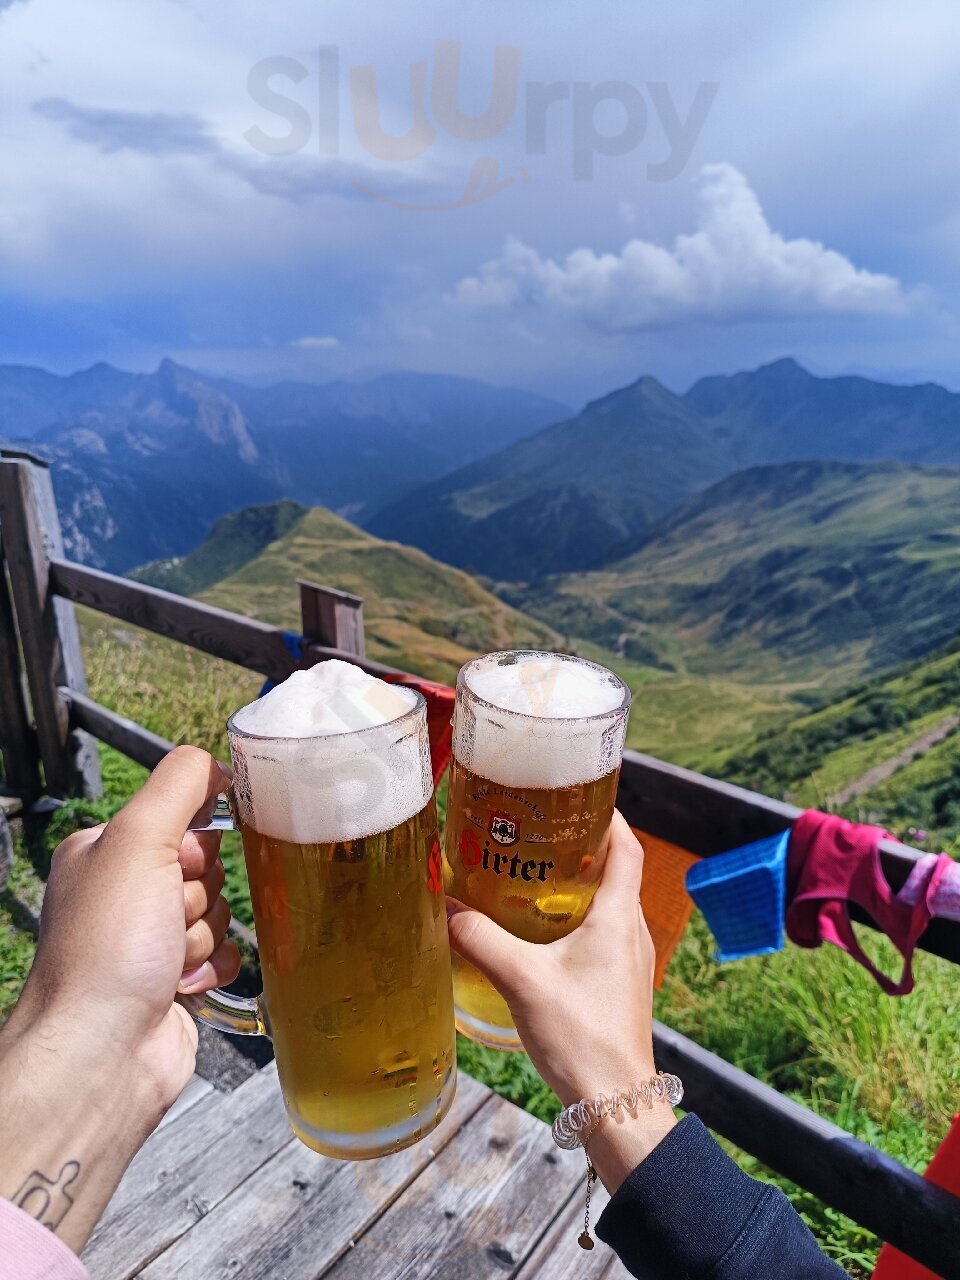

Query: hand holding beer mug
left=189, top=661, right=457, bottom=1159
left=443, top=651, right=630, bottom=1050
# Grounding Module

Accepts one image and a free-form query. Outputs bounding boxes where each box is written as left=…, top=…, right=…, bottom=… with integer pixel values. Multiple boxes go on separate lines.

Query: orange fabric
left=872, top=1113, right=960, bottom=1278
left=633, top=828, right=700, bottom=988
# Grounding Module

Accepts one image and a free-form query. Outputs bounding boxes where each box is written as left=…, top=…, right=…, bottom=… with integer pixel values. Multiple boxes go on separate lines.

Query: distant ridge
left=370, top=358, right=960, bottom=580
left=368, top=375, right=730, bottom=579
left=0, top=359, right=567, bottom=571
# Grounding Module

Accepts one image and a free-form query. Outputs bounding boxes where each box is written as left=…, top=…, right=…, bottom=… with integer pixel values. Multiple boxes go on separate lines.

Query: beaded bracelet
left=551, top=1071, right=683, bottom=1250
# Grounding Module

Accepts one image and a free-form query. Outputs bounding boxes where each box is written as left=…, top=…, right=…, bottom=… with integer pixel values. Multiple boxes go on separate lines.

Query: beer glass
left=443, top=651, right=630, bottom=1050
left=188, top=686, right=457, bottom=1160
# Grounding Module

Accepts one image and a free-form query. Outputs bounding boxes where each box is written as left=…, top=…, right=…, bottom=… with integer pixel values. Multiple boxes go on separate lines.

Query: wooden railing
left=1, top=450, right=958, bottom=1277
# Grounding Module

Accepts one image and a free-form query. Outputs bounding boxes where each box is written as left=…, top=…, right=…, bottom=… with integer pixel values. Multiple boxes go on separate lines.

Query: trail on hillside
left=829, top=715, right=960, bottom=808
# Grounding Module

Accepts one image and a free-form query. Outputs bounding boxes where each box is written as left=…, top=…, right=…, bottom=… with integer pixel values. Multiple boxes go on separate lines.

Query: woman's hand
left=0, top=746, right=241, bottom=1252
left=446, top=810, right=677, bottom=1192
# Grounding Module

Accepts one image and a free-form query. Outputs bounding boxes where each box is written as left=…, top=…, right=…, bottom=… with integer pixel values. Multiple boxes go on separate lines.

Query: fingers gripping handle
left=188, top=791, right=235, bottom=833
left=182, top=790, right=268, bottom=1037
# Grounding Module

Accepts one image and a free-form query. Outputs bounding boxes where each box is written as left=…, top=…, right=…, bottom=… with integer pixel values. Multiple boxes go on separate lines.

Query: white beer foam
left=456, top=651, right=630, bottom=789
left=230, top=661, right=430, bottom=844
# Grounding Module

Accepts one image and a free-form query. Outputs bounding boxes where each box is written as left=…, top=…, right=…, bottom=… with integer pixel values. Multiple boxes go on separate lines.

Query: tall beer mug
left=443, top=651, right=630, bottom=1051
left=187, top=662, right=457, bottom=1160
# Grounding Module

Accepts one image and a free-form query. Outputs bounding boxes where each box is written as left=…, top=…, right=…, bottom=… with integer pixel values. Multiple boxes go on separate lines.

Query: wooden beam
left=0, top=460, right=75, bottom=796
left=49, top=560, right=300, bottom=684
left=298, top=580, right=365, bottom=657
left=0, top=533, right=41, bottom=793
left=63, top=688, right=174, bottom=771
left=301, top=641, right=405, bottom=679
left=618, top=750, right=960, bottom=965
left=27, top=460, right=101, bottom=797
left=653, top=1019, right=960, bottom=1279
left=0, top=811, right=12, bottom=893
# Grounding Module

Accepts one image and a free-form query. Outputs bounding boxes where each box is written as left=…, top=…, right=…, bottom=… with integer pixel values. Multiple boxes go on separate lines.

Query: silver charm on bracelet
left=552, top=1071, right=684, bottom=1250
left=551, top=1071, right=684, bottom=1151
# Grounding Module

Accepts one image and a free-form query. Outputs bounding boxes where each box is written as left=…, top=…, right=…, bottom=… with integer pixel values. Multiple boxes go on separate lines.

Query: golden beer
left=443, top=651, right=630, bottom=1050
left=209, top=662, right=456, bottom=1159
left=242, top=799, right=453, bottom=1158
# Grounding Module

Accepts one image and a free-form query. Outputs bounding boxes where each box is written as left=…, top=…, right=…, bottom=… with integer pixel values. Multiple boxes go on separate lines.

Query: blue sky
left=3, top=0, right=960, bottom=403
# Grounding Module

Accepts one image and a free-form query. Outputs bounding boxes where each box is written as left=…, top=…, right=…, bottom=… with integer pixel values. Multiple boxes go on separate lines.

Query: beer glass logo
left=488, top=810, right=521, bottom=846
left=245, top=43, right=719, bottom=211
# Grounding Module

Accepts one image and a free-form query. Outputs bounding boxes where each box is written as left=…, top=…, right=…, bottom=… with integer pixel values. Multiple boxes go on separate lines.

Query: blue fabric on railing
left=258, top=631, right=305, bottom=696
left=685, top=831, right=789, bottom=963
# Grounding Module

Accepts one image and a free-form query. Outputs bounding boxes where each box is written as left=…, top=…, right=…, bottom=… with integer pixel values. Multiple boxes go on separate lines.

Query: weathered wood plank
left=62, top=687, right=174, bottom=771
left=514, top=1178, right=618, bottom=1279
left=0, top=810, right=12, bottom=892
left=618, top=750, right=960, bottom=965
left=0, top=530, right=42, bottom=793
left=140, top=1074, right=491, bottom=1280
left=0, top=460, right=75, bottom=795
left=302, top=641, right=407, bottom=679
left=156, top=1074, right=214, bottom=1132
left=652, top=1019, right=960, bottom=1279
left=299, top=579, right=365, bottom=658
left=15, top=459, right=101, bottom=796
left=49, top=559, right=300, bottom=683
left=322, top=1093, right=584, bottom=1280
left=83, top=1063, right=292, bottom=1280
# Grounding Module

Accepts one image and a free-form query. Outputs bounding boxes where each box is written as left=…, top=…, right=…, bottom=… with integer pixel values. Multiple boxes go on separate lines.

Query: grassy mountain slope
left=131, top=501, right=308, bottom=596
left=715, top=638, right=960, bottom=847
left=124, top=500, right=795, bottom=764
left=196, top=506, right=560, bottom=683
left=514, top=460, right=960, bottom=685
left=368, top=376, right=732, bottom=579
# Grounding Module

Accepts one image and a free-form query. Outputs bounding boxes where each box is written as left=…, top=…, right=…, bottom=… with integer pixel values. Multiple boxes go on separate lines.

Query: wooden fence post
left=0, top=454, right=101, bottom=799
left=298, top=580, right=366, bottom=658
left=0, top=529, right=42, bottom=795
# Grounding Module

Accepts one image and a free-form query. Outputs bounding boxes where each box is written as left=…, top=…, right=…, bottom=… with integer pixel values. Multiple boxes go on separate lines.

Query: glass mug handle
left=180, top=792, right=268, bottom=1038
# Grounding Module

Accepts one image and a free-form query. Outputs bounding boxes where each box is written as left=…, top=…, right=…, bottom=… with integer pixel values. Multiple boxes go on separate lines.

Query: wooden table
left=83, top=1066, right=631, bottom=1279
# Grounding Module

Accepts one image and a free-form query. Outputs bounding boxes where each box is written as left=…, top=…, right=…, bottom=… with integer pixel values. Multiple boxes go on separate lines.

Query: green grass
left=569, top=639, right=796, bottom=770
left=717, top=638, right=960, bottom=844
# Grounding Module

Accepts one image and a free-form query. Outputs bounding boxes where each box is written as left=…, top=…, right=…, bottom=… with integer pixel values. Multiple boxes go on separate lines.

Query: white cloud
left=292, top=335, right=340, bottom=348
left=450, top=164, right=911, bottom=331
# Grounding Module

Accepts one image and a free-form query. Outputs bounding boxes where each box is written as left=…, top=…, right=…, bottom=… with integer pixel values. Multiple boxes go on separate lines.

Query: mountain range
left=510, top=458, right=960, bottom=684
left=0, top=359, right=566, bottom=571
left=370, top=358, right=960, bottom=579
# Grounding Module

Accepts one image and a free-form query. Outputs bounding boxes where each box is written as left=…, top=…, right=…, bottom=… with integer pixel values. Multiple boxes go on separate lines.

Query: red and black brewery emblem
left=489, top=810, right=521, bottom=846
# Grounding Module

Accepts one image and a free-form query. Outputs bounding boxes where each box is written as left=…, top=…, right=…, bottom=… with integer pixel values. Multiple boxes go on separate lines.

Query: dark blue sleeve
left=595, top=1114, right=847, bottom=1279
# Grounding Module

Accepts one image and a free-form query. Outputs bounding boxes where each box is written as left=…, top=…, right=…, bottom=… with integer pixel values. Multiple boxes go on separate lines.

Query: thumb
left=107, top=746, right=227, bottom=866
left=445, top=898, right=529, bottom=999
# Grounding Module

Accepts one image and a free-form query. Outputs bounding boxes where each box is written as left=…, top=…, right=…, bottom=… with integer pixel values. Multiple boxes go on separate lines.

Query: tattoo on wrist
left=13, top=1160, right=81, bottom=1231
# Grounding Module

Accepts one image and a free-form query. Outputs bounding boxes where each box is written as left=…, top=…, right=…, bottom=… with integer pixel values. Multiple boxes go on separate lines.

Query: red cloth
left=872, top=1114, right=960, bottom=1278
left=383, top=673, right=455, bottom=785
left=786, top=811, right=953, bottom=996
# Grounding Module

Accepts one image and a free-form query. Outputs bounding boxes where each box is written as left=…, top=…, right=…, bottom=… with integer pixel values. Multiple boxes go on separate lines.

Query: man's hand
left=0, top=746, right=241, bottom=1252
